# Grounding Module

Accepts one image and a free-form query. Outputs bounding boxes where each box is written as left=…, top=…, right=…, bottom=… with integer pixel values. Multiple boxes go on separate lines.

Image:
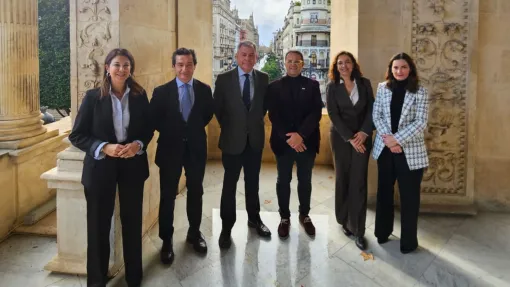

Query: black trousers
left=159, top=143, right=206, bottom=242
left=330, top=132, right=370, bottom=237
left=85, top=157, right=145, bottom=287
left=275, top=148, right=316, bottom=219
left=375, top=147, right=424, bottom=249
left=220, top=142, right=263, bottom=230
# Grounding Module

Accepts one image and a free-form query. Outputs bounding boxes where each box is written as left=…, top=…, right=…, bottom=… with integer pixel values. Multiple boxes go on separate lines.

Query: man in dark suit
left=214, top=41, right=271, bottom=249
left=266, top=50, right=323, bottom=239
left=150, top=48, right=214, bottom=265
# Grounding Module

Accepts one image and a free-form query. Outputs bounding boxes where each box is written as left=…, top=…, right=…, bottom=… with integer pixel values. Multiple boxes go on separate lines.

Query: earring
left=106, top=72, right=110, bottom=77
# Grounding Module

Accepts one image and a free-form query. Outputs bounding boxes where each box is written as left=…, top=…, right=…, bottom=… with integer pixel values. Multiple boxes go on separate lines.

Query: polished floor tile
left=1, top=161, right=509, bottom=287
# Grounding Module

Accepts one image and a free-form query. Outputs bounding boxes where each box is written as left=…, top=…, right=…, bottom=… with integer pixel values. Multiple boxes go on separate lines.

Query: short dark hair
left=172, top=48, right=197, bottom=66
left=385, top=52, right=419, bottom=93
left=328, top=51, right=363, bottom=83
left=285, top=50, right=304, bottom=61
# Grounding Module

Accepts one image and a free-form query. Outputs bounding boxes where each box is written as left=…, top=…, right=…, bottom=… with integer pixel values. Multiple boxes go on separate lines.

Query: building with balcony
left=278, top=0, right=331, bottom=101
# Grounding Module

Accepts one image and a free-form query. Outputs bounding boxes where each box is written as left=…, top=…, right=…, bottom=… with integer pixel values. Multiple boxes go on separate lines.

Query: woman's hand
left=102, top=144, right=125, bottom=157
left=390, top=145, right=403, bottom=154
left=382, top=134, right=398, bottom=147
left=117, top=142, right=141, bottom=158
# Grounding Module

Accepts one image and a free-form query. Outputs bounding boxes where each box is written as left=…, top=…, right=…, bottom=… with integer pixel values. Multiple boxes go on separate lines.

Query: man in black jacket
left=150, top=48, right=214, bottom=265
left=266, top=50, right=323, bottom=239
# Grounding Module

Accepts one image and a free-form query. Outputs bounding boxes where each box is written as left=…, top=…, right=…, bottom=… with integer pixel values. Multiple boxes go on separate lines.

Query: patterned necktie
left=181, top=83, right=192, bottom=121
left=243, top=74, right=251, bottom=110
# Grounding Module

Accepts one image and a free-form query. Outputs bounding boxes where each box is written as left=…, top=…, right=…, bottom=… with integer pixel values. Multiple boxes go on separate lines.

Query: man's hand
left=103, top=144, right=125, bottom=157
left=118, top=142, right=141, bottom=158
left=382, top=134, right=398, bottom=148
left=286, top=132, right=303, bottom=149
left=293, top=142, right=307, bottom=153
left=390, top=145, right=403, bottom=154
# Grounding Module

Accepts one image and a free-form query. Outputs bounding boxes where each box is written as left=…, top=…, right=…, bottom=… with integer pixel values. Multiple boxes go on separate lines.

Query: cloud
left=230, top=0, right=290, bottom=46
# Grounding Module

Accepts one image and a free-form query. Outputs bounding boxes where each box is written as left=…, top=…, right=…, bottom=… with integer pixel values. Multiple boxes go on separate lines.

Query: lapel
left=250, top=70, right=258, bottom=112
left=399, top=90, right=415, bottom=127
left=382, top=85, right=392, bottom=129
left=168, top=79, right=186, bottom=123
left=99, top=92, right=116, bottom=141
left=189, top=79, right=199, bottom=119
left=336, top=81, right=353, bottom=108
left=355, top=79, right=366, bottom=109
left=127, top=91, right=135, bottom=138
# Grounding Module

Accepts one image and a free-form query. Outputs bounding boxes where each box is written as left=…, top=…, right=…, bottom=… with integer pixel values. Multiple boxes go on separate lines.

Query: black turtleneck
left=390, top=79, right=408, bottom=133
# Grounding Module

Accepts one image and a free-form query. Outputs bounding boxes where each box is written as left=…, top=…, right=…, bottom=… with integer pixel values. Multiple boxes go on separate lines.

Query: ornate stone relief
left=77, top=0, right=112, bottom=106
left=412, top=0, right=469, bottom=194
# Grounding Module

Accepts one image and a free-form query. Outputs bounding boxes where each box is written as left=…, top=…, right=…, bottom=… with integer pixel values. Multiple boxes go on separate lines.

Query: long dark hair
left=385, top=52, right=419, bottom=93
left=328, top=51, right=363, bottom=84
left=100, top=48, right=144, bottom=97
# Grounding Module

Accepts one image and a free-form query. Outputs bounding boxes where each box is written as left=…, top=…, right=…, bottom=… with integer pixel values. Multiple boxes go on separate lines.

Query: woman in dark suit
left=69, top=48, right=153, bottom=287
left=326, top=51, right=374, bottom=250
left=372, top=52, right=429, bottom=254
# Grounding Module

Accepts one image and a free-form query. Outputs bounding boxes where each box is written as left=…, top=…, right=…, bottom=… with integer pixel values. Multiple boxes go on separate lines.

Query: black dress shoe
left=218, top=230, right=232, bottom=249
left=248, top=220, right=271, bottom=237
left=377, top=237, right=389, bottom=244
left=355, top=236, right=367, bottom=250
left=160, top=240, right=175, bottom=265
left=186, top=231, right=208, bottom=254
left=342, top=226, right=353, bottom=237
left=400, top=244, right=418, bottom=254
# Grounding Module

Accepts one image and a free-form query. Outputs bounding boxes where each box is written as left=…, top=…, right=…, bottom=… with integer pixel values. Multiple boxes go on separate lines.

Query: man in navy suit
left=150, top=48, right=214, bottom=265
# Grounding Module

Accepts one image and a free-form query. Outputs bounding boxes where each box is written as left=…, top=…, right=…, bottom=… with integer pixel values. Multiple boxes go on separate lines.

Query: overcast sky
left=230, top=0, right=290, bottom=46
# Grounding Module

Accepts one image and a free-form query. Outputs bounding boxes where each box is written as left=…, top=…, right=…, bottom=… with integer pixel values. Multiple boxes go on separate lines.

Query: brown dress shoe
left=278, top=218, right=290, bottom=239
left=299, top=215, right=316, bottom=236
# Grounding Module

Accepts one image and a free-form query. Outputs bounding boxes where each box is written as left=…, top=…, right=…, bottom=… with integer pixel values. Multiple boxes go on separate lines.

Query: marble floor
left=1, top=161, right=510, bottom=287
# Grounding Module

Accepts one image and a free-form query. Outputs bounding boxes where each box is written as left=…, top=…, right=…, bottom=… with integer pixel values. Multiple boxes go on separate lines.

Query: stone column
left=330, top=0, right=478, bottom=214
left=0, top=0, right=57, bottom=149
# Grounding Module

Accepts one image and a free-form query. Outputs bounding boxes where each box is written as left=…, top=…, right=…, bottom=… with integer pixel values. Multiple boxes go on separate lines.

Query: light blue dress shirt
left=238, top=67, right=254, bottom=100
left=176, top=77, right=195, bottom=112
left=94, top=86, right=144, bottom=160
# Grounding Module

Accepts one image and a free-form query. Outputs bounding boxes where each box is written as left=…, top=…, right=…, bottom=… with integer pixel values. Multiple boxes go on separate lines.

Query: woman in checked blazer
left=372, top=52, right=429, bottom=254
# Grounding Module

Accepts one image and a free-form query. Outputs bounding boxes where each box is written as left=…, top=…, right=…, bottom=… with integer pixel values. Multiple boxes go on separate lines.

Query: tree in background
left=261, top=53, right=284, bottom=82
left=39, top=0, right=71, bottom=117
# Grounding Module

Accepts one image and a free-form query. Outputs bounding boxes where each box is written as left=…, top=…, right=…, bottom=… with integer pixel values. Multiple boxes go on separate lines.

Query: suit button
left=183, top=138, right=187, bottom=142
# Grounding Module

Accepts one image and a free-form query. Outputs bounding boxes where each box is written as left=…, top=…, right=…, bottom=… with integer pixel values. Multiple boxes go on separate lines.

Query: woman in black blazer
left=326, top=51, right=374, bottom=251
left=69, top=48, right=153, bottom=287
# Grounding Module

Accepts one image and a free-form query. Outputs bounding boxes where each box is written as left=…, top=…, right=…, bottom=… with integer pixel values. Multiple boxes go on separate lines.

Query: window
left=313, top=0, right=316, bottom=4
left=311, top=35, right=317, bottom=46
left=310, top=13, right=318, bottom=23
left=296, top=35, right=299, bottom=46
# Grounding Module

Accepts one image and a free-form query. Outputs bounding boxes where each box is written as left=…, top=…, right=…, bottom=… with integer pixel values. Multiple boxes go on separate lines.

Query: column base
left=0, top=129, right=59, bottom=150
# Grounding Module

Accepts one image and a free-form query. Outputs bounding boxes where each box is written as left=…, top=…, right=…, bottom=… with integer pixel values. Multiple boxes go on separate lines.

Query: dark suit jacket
left=69, top=87, right=153, bottom=188
left=150, top=78, right=214, bottom=167
left=326, top=77, right=374, bottom=142
left=266, top=75, right=323, bottom=156
left=213, top=68, right=269, bottom=155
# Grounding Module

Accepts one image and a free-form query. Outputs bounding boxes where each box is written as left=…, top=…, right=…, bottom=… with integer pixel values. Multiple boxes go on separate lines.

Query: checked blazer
left=372, top=82, right=429, bottom=170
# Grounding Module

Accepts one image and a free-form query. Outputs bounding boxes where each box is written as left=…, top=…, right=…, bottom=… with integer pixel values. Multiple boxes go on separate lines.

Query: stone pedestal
left=41, top=144, right=123, bottom=275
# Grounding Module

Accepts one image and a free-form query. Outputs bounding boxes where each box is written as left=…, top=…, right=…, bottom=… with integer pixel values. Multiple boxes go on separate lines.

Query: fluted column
left=0, top=0, right=46, bottom=142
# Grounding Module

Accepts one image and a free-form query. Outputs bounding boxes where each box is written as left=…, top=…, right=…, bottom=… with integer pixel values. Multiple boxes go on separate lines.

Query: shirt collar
left=339, top=78, right=357, bottom=86
left=176, top=77, right=194, bottom=88
left=109, top=85, right=131, bottom=97
left=238, top=66, right=253, bottom=77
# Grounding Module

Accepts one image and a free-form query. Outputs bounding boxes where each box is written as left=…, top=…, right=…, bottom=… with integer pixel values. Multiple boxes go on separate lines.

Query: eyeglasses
left=285, top=60, right=304, bottom=65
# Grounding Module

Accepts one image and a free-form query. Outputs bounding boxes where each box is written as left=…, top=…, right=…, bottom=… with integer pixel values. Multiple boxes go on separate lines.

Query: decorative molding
left=76, top=0, right=112, bottom=106
left=412, top=0, right=470, bottom=194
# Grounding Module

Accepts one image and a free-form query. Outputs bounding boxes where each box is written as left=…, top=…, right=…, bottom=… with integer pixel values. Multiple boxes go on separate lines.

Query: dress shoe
left=377, top=237, right=389, bottom=244
left=278, top=218, right=291, bottom=239
left=342, top=226, right=353, bottom=237
left=186, top=231, right=208, bottom=254
left=299, top=215, right=316, bottom=236
left=160, top=240, right=175, bottom=265
left=400, top=244, right=418, bottom=254
left=355, top=236, right=367, bottom=250
left=248, top=220, right=271, bottom=237
left=218, top=229, right=232, bottom=249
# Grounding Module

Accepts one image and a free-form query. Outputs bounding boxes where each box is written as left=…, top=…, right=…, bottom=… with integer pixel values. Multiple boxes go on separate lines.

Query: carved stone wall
left=412, top=0, right=470, bottom=195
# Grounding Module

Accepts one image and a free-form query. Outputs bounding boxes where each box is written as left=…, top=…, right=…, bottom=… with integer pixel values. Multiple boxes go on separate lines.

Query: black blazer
left=69, top=87, right=153, bottom=188
left=266, top=75, right=323, bottom=156
left=150, top=78, right=214, bottom=167
left=326, top=77, right=374, bottom=142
